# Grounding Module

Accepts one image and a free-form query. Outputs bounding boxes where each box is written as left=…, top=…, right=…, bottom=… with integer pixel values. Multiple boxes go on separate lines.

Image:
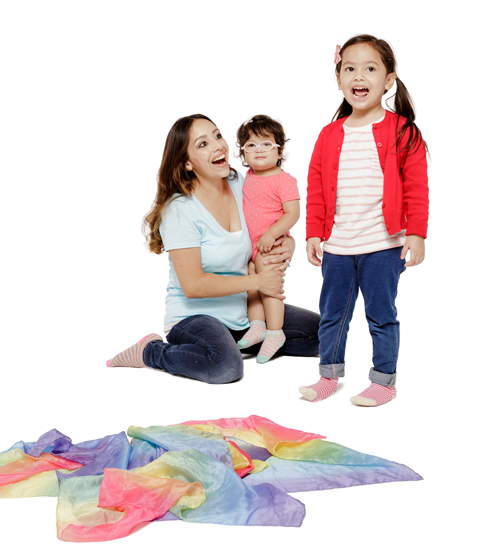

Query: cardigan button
left=373, top=124, right=378, bottom=129
left=385, top=224, right=390, bottom=229
left=382, top=203, right=385, bottom=208
left=382, top=164, right=386, bottom=169
left=377, top=142, right=382, bottom=148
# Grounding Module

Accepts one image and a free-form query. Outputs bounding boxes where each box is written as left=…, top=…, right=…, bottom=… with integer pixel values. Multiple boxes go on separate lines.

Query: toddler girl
left=300, top=35, right=429, bottom=406
left=236, top=115, right=300, bottom=363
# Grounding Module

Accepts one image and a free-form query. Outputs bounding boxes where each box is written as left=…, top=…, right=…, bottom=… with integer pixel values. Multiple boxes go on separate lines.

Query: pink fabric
left=0, top=452, right=83, bottom=486
left=59, top=468, right=202, bottom=542
left=243, top=169, right=300, bottom=262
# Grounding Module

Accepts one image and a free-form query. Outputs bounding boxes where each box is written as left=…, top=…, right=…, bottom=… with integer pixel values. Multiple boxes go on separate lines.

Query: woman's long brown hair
left=143, top=114, right=235, bottom=255
left=333, top=35, right=427, bottom=157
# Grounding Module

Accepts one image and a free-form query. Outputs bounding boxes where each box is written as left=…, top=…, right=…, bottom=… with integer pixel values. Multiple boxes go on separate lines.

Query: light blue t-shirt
left=159, top=171, right=252, bottom=330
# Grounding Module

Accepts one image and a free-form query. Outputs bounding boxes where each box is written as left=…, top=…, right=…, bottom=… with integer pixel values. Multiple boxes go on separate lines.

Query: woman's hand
left=256, top=265, right=286, bottom=300
left=306, top=237, right=323, bottom=266
left=401, top=235, right=425, bottom=267
left=262, top=235, right=295, bottom=270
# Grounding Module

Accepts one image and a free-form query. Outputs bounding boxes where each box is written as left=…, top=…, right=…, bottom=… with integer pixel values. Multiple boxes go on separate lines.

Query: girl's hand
left=256, top=266, right=286, bottom=300
left=307, top=237, right=323, bottom=266
left=262, top=235, right=294, bottom=269
left=401, top=235, right=425, bottom=267
left=257, top=231, right=276, bottom=253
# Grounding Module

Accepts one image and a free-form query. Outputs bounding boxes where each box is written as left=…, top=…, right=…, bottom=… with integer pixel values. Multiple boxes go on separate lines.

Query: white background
left=1, top=1, right=498, bottom=549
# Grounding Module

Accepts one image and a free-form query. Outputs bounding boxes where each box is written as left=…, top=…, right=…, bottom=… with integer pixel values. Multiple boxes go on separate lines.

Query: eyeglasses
left=242, top=140, right=280, bottom=153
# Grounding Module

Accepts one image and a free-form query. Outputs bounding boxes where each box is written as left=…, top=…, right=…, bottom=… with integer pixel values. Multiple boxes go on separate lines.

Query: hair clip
left=334, top=44, right=342, bottom=64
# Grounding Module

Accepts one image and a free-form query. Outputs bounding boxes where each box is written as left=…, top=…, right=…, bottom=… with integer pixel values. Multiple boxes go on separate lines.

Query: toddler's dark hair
left=236, top=115, right=289, bottom=168
left=334, top=34, right=427, bottom=156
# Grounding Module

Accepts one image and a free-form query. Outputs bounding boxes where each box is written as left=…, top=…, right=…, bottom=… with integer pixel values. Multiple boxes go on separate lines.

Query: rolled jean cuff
left=369, top=368, right=397, bottom=386
left=319, top=362, right=345, bottom=378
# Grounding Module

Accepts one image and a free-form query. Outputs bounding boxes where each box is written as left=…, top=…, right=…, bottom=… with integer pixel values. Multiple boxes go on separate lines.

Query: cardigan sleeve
left=400, top=134, right=429, bottom=239
left=306, top=128, right=327, bottom=240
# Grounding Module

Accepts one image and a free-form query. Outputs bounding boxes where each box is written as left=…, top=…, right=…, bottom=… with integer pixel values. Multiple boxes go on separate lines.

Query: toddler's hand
left=401, top=235, right=425, bottom=267
left=306, top=237, right=323, bottom=266
left=257, top=231, right=276, bottom=254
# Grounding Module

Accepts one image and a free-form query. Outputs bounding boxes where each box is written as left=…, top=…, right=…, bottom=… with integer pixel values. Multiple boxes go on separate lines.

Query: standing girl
left=235, top=115, right=300, bottom=363
left=299, top=35, right=429, bottom=406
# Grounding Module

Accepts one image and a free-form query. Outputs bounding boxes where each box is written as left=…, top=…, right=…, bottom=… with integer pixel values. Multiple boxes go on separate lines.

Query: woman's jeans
left=143, top=304, right=320, bottom=384
left=318, top=247, right=406, bottom=387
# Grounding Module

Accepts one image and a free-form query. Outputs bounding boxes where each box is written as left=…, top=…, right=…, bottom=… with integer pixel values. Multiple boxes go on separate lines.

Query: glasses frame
left=242, top=140, right=280, bottom=154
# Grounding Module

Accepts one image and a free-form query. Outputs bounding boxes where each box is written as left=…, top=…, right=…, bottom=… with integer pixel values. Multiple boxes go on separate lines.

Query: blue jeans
left=143, top=304, right=320, bottom=384
left=318, top=247, right=406, bottom=386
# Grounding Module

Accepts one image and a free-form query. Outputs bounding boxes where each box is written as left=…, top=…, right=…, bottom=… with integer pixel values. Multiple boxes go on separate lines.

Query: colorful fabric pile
left=0, top=416, right=421, bottom=541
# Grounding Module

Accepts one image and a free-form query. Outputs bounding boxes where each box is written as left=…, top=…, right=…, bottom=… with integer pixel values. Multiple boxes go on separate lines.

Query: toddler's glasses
left=242, top=140, right=280, bottom=153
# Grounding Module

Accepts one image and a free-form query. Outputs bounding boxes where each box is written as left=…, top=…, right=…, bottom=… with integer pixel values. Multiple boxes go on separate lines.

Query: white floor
left=1, top=1, right=497, bottom=549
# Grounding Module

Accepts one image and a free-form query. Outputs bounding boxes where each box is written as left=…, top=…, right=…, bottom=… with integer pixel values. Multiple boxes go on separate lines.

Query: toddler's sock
left=299, top=377, right=338, bottom=402
left=237, top=320, right=267, bottom=349
left=106, top=333, right=163, bottom=368
left=350, top=383, right=397, bottom=406
left=256, top=329, right=285, bottom=363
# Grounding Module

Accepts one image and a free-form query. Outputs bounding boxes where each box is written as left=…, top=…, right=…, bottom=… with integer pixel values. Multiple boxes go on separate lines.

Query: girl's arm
left=306, top=128, right=327, bottom=240
left=401, top=135, right=429, bottom=239
left=400, top=133, right=429, bottom=267
left=169, top=247, right=286, bottom=300
left=257, top=200, right=300, bottom=253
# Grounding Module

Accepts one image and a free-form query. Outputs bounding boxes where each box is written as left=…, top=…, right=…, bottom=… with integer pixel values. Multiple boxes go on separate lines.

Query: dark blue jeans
left=318, top=247, right=406, bottom=386
left=143, top=304, right=320, bottom=384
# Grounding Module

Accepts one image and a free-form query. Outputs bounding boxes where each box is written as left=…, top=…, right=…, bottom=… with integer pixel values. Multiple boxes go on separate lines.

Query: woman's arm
left=169, top=247, right=286, bottom=300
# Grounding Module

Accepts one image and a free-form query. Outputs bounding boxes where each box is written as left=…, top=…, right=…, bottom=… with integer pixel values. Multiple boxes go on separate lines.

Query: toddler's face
left=243, top=132, right=281, bottom=173
left=336, top=43, right=395, bottom=112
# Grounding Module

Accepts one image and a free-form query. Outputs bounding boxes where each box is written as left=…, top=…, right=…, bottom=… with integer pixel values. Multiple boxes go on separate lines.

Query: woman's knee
left=203, top=348, right=244, bottom=384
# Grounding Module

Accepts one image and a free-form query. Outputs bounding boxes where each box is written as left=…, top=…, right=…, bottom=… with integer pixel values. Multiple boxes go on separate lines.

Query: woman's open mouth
left=212, top=154, right=227, bottom=166
left=352, top=86, right=369, bottom=100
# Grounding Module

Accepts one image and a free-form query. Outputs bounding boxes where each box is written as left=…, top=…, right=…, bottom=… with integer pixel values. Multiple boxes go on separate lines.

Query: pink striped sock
left=106, top=333, right=163, bottom=368
left=299, top=377, right=338, bottom=402
left=256, top=329, right=285, bottom=363
left=237, top=320, right=267, bottom=349
left=350, top=383, right=397, bottom=407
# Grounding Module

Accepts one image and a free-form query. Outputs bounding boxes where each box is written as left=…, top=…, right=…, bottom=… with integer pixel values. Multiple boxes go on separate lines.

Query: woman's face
left=185, top=119, right=230, bottom=182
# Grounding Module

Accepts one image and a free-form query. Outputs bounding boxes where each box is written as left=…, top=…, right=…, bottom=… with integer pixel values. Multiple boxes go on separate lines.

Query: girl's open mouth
left=212, top=154, right=227, bottom=165
left=352, top=87, right=369, bottom=100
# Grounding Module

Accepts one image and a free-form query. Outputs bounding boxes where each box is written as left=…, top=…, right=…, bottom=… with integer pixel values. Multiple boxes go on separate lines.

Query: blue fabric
left=159, top=171, right=252, bottom=331
left=144, top=304, right=320, bottom=384
left=318, top=247, right=406, bottom=386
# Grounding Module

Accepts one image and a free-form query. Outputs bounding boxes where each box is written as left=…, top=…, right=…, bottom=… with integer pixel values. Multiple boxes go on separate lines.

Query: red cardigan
left=306, top=111, right=429, bottom=241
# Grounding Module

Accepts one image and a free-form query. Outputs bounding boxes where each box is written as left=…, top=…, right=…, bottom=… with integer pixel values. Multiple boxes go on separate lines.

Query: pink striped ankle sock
left=299, top=377, right=338, bottom=402
left=350, top=383, right=397, bottom=407
left=106, top=333, right=163, bottom=368
left=256, top=329, right=285, bottom=363
left=237, top=320, right=267, bottom=349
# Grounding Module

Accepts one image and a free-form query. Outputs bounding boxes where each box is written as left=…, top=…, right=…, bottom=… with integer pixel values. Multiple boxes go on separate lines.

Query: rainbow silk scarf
left=0, top=416, right=421, bottom=542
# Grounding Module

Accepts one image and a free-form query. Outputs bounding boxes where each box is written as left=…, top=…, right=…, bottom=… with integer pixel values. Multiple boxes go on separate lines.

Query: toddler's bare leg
left=247, top=260, right=265, bottom=322
left=255, top=253, right=286, bottom=363
left=237, top=261, right=267, bottom=350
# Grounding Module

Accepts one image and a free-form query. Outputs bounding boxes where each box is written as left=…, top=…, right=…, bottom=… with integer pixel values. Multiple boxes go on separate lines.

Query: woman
left=107, top=114, right=319, bottom=383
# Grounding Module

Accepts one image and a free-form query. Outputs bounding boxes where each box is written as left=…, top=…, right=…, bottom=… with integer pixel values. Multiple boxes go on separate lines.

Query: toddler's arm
left=257, top=200, right=300, bottom=253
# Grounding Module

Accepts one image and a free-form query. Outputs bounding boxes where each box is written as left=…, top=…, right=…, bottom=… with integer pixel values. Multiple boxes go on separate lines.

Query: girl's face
left=243, top=132, right=281, bottom=173
left=185, top=119, right=230, bottom=182
left=337, top=43, right=396, bottom=113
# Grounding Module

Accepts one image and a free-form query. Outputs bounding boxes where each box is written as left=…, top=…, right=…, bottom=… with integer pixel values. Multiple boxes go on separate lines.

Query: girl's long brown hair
left=143, top=114, right=235, bottom=255
left=333, top=35, right=427, bottom=157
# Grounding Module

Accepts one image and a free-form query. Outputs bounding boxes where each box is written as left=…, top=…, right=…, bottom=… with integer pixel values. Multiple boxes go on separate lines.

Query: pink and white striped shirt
left=323, top=117, right=406, bottom=255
